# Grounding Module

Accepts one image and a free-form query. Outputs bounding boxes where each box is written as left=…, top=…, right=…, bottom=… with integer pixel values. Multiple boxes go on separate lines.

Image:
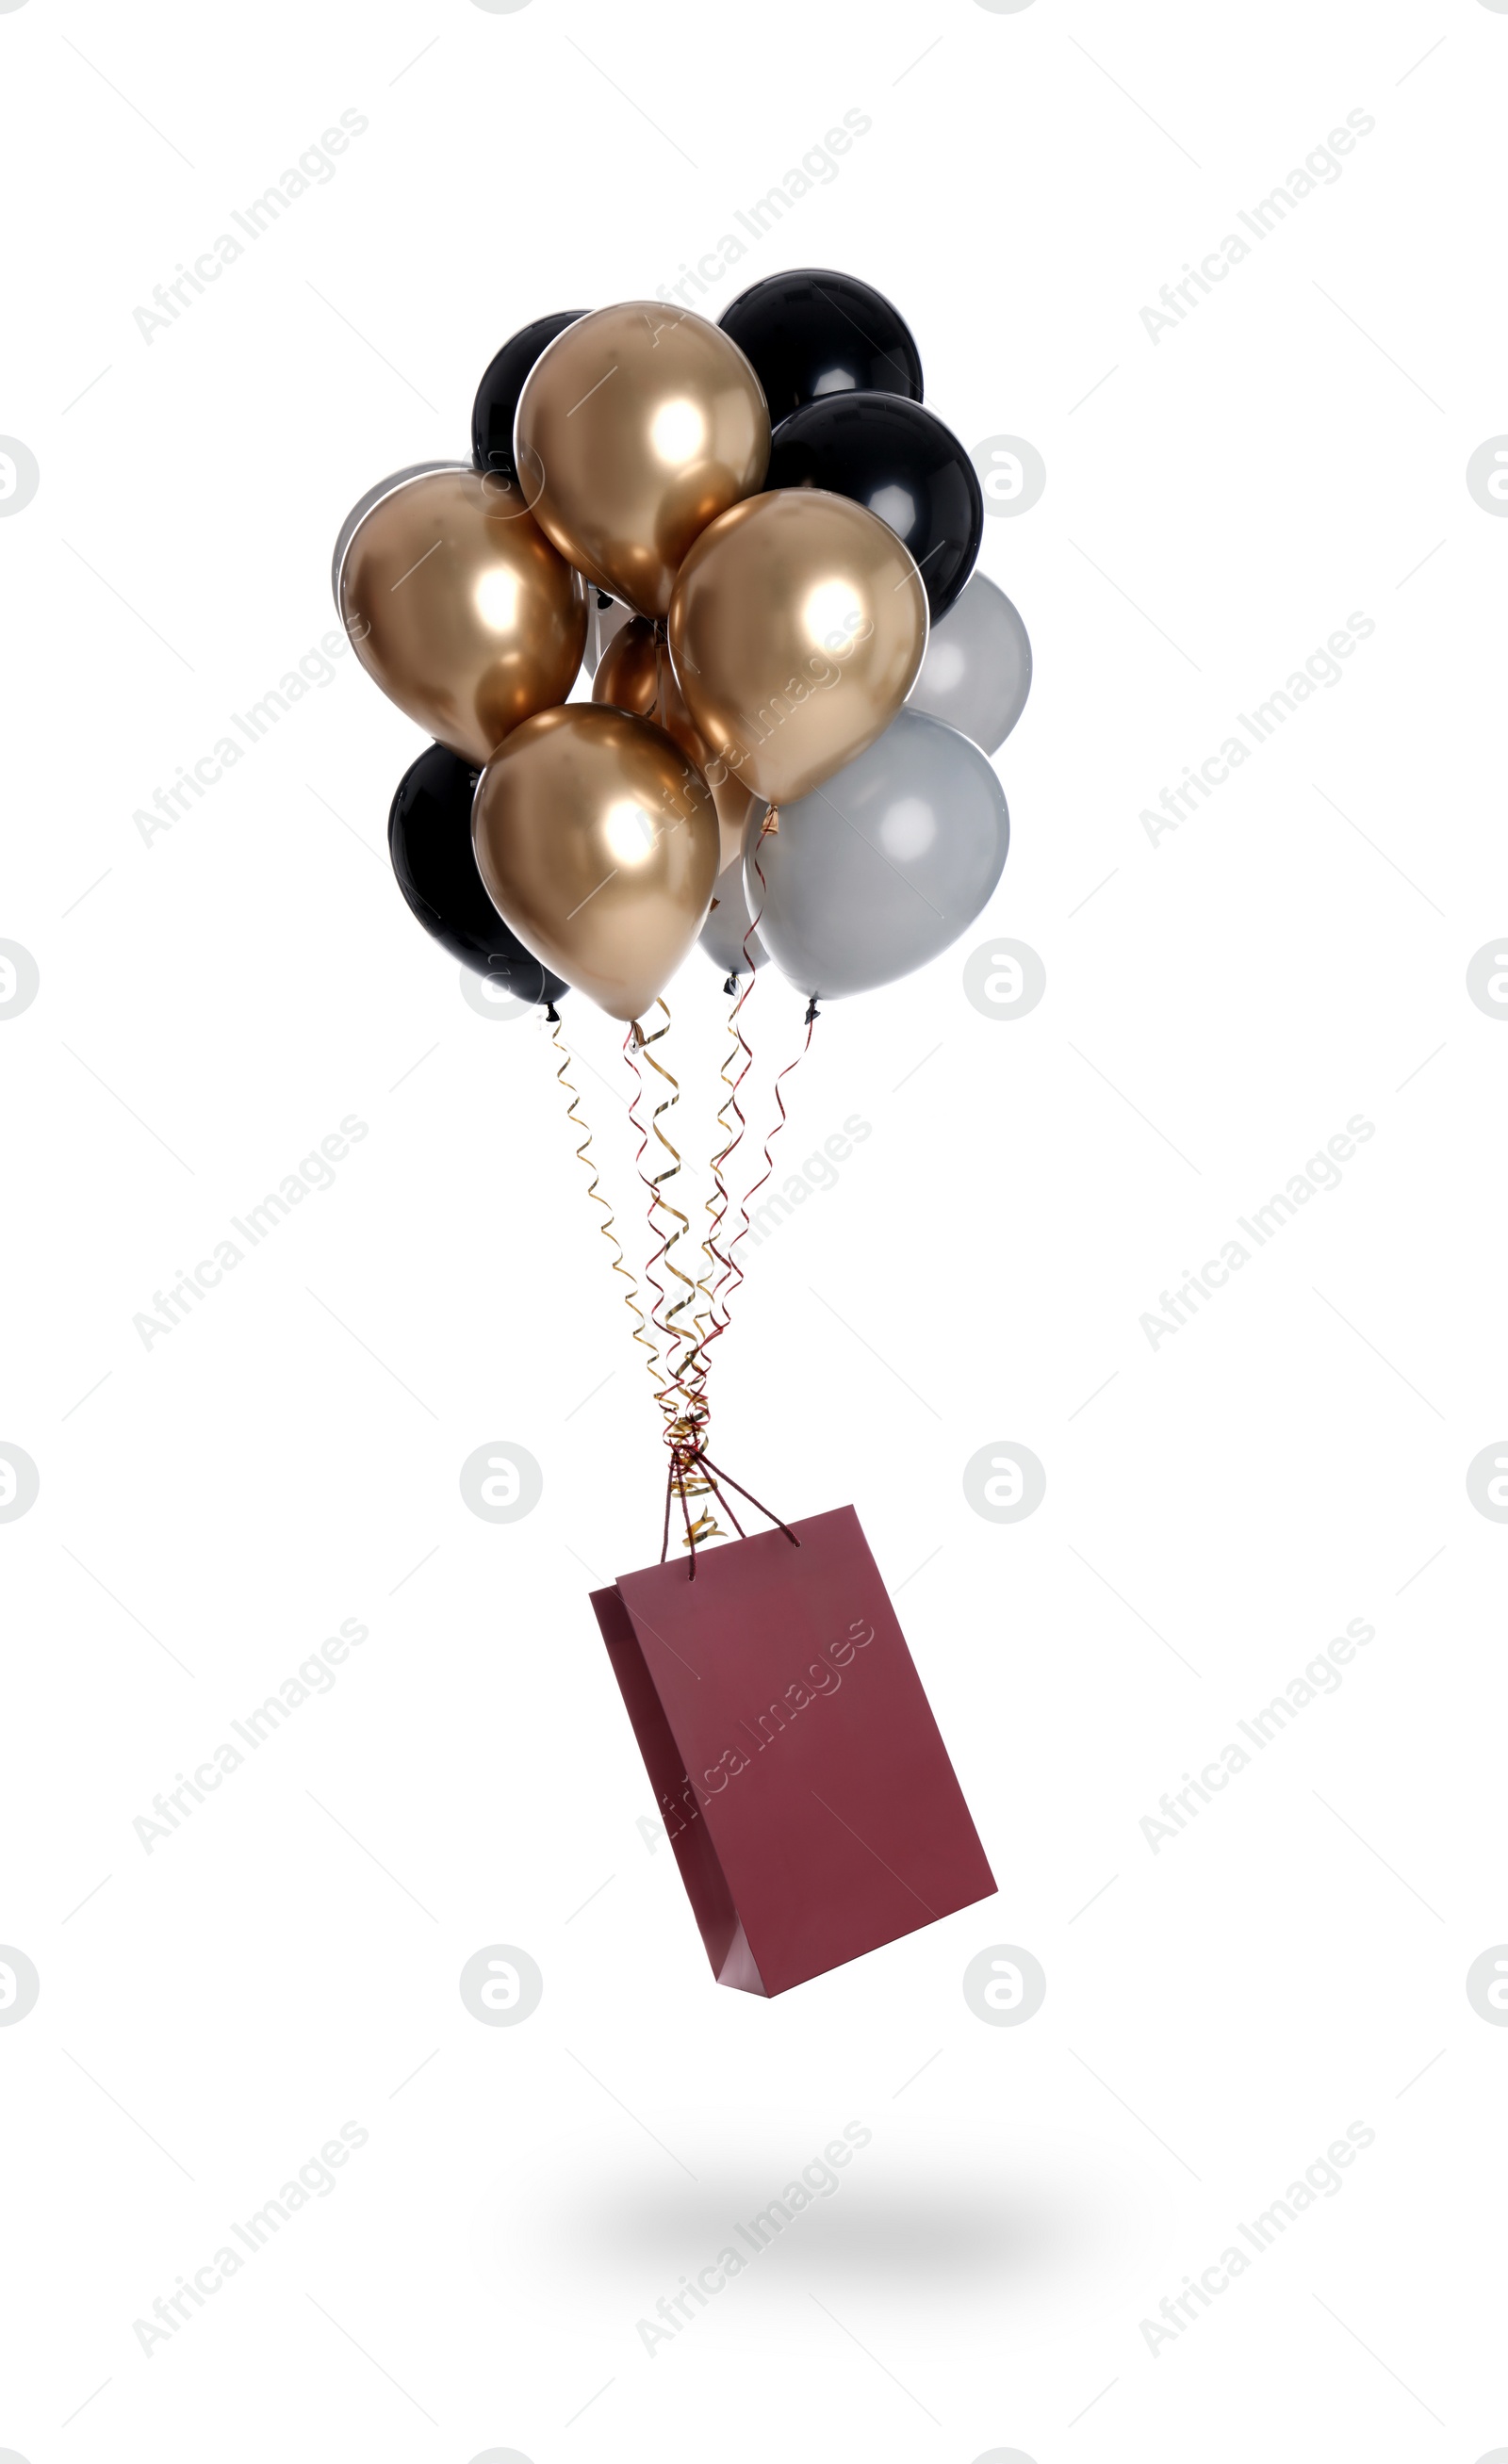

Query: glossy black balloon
left=718, top=269, right=923, bottom=424
left=388, top=742, right=566, bottom=1005
left=765, top=393, right=983, bottom=624
left=470, top=310, right=588, bottom=483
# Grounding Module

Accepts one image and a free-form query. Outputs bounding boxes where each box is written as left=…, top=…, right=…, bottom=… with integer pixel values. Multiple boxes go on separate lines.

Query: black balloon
left=765, top=393, right=983, bottom=624
left=388, top=742, right=566, bottom=1006
left=718, top=269, right=923, bottom=424
left=470, top=310, right=588, bottom=484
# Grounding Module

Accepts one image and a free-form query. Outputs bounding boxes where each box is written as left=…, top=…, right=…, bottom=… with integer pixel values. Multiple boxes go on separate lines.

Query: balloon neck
left=805, top=996, right=821, bottom=1026
left=544, top=1002, right=560, bottom=1024
left=723, top=972, right=738, bottom=997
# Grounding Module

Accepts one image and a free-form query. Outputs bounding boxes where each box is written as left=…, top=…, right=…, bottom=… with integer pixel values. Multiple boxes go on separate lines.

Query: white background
left=3, top=1, right=1506, bottom=2457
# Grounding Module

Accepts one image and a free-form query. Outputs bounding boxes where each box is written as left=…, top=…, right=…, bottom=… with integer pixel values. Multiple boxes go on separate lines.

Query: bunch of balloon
left=333, top=272, right=1031, bottom=1525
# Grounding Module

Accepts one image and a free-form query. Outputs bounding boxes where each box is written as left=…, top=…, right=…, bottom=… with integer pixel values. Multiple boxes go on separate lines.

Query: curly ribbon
left=623, top=1012, right=677, bottom=1426
left=637, top=1003, right=702, bottom=1397
left=540, top=816, right=816, bottom=1560
left=720, top=818, right=820, bottom=1297
left=658, top=1443, right=804, bottom=1580
left=687, top=813, right=774, bottom=1379
left=625, top=1003, right=724, bottom=1540
left=689, top=960, right=756, bottom=1397
left=549, top=1007, right=663, bottom=1400
left=723, top=1004, right=817, bottom=1285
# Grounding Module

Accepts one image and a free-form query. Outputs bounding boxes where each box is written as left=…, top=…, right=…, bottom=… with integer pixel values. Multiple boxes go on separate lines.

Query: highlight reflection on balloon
left=765, top=392, right=984, bottom=622
left=668, top=488, right=927, bottom=805
left=514, top=302, right=770, bottom=618
left=337, top=467, right=586, bottom=766
left=594, top=615, right=757, bottom=872
left=472, top=703, right=720, bottom=1023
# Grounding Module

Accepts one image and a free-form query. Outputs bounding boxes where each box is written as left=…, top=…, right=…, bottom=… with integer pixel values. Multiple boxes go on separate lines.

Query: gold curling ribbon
left=632, top=1001, right=697, bottom=1396
left=687, top=966, right=751, bottom=1403
left=693, top=812, right=772, bottom=1378
left=631, top=999, right=722, bottom=1542
left=549, top=1008, right=663, bottom=1400
left=624, top=1019, right=677, bottom=1430
left=719, top=922, right=817, bottom=1299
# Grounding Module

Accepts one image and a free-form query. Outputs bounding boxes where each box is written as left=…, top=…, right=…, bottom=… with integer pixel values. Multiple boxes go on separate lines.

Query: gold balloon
left=667, top=488, right=928, bottom=806
left=593, top=615, right=662, bottom=719
left=515, top=302, right=770, bottom=620
left=338, top=467, right=586, bottom=767
left=594, top=616, right=759, bottom=873
left=472, top=704, right=720, bottom=1024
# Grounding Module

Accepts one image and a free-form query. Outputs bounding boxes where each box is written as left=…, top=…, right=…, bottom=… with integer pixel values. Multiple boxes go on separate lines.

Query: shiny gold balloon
left=515, top=302, right=770, bottom=620
left=668, top=488, right=928, bottom=806
left=594, top=617, right=759, bottom=873
left=593, top=615, right=662, bottom=719
left=337, top=467, right=586, bottom=767
left=472, top=704, right=720, bottom=1024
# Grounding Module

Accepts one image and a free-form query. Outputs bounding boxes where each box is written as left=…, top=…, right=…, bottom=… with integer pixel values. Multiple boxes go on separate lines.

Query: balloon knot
left=545, top=1003, right=560, bottom=1024
left=805, top=997, right=820, bottom=1026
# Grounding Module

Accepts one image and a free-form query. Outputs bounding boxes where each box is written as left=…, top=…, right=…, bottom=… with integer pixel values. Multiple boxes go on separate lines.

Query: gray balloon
left=907, top=572, right=1031, bottom=753
left=700, top=856, right=769, bottom=976
left=746, top=708, right=1008, bottom=1000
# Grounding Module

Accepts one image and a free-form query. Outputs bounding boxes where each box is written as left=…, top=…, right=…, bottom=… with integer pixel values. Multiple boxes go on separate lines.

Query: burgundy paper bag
left=592, top=1504, right=995, bottom=1996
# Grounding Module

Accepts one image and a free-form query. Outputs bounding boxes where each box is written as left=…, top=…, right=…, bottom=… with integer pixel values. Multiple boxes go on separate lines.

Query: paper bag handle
left=661, top=1447, right=802, bottom=1574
